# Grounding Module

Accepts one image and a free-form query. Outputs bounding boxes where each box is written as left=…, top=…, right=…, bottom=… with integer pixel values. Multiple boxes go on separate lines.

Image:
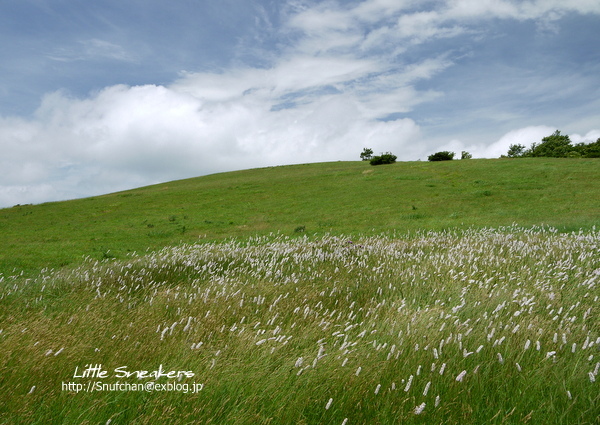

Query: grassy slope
left=1, top=158, right=599, bottom=275
left=1, top=158, right=599, bottom=424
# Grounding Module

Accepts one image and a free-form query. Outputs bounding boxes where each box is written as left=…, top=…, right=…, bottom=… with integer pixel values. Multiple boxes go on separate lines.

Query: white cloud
left=283, top=0, right=600, bottom=60
left=0, top=77, right=425, bottom=207
left=571, top=130, right=600, bottom=144
left=352, top=0, right=416, bottom=22
left=288, top=3, right=354, bottom=33
left=352, top=0, right=600, bottom=46
left=444, top=0, right=600, bottom=21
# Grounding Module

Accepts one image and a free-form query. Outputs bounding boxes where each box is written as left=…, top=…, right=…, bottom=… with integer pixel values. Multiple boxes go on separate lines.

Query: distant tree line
left=504, top=130, right=600, bottom=158
left=360, top=130, right=599, bottom=165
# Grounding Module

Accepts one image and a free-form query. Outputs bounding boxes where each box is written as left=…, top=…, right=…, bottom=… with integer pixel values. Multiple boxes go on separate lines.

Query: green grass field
left=1, top=158, right=599, bottom=424
left=1, top=158, right=598, bottom=276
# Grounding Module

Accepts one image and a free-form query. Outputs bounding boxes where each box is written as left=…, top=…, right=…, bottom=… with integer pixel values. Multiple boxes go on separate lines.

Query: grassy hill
left=1, top=158, right=599, bottom=424
left=1, top=158, right=599, bottom=276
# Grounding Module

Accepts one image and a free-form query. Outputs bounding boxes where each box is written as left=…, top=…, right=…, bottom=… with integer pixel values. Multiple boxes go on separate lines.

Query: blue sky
left=1, top=0, right=599, bottom=207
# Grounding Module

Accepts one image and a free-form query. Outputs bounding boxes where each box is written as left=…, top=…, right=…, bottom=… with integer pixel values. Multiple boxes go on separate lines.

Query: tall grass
left=1, top=226, right=598, bottom=424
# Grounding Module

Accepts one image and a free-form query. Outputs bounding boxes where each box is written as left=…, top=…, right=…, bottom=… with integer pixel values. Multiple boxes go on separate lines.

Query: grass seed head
left=325, top=398, right=333, bottom=410
left=414, top=402, right=426, bottom=415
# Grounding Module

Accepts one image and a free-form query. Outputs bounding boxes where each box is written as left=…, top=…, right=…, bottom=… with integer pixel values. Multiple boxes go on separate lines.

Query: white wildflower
left=423, top=381, right=431, bottom=396
left=414, top=402, right=426, bottom=415
left=455, top=370, right=467, bottom=382
left=325, top=398, right=333, bottom=410
left=375, top=384, right=381, bottom=394
left=318, top=346, right=325, bottom=359
left=404, top=375, right=414, bottom=392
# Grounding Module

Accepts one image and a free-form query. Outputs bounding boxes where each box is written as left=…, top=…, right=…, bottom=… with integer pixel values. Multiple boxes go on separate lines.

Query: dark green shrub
left=579, top=138, right=600, bottom=157
left=428, top=151, right=455, bottom=161
left=370, top=152, right=397, bottom=165
left=527, top=130, right=572, bottom=157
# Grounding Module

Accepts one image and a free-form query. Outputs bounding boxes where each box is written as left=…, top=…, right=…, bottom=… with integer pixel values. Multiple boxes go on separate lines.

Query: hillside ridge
left=1, top=158, right=598, bottom=275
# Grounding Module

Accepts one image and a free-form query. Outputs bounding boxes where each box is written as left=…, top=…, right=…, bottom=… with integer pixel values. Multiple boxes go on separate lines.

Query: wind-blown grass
left=1, top=226, right=598, bottom=424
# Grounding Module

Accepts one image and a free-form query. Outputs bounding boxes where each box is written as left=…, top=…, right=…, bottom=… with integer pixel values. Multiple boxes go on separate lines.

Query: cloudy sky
left=1, top=0, right=599, bottom=207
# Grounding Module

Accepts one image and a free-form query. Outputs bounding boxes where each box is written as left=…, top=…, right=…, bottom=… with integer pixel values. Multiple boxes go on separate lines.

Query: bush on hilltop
left=428, top=151, right=455, bottom=161
left=370, top=152, right=397, bottom=165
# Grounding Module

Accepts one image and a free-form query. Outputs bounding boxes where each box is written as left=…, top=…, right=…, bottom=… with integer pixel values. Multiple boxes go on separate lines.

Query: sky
left=1, top=0, right=599, bottom=208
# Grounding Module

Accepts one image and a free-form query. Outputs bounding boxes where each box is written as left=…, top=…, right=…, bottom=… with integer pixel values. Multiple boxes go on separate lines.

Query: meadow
left=1, top=158, right=598, bottom=276
left=0, top=159, right=599, bottom=424
left=1, top=227, right=599, bottom=424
